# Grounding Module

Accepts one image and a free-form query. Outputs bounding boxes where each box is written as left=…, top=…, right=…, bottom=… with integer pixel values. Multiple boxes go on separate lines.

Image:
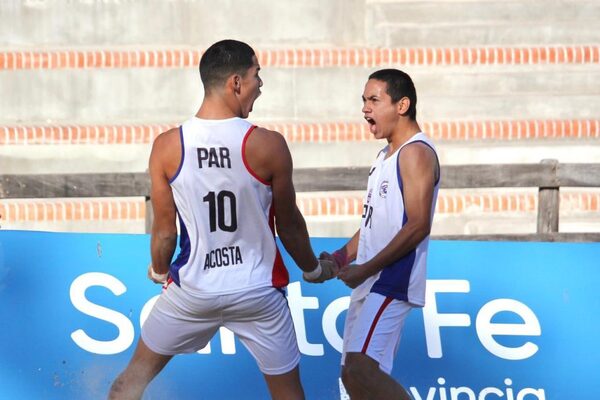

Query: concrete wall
left=0, top=0, right=366, bottom=47
left=366, top=0, right=600, bottom=46
left=3, top=1, right=598, bottom=47
left=1, top=0, right=598, bottom=125
left=0, top=0, right=598, bottom=235
left=2, top=64, right=598, bottom=125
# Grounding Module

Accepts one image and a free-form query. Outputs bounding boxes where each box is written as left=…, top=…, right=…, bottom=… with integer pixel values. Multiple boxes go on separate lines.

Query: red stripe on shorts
left=162, top=276, right=174, bottom=290
left=361, top=296, right=393, bottom=354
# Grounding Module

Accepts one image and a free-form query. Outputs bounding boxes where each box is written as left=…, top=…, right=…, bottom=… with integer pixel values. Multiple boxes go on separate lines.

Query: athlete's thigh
left=341, top=294, right=366, bottom=367
left=342, top=293, right=412, bottom=374
left=224, top=287, right=300, bottom=375
left=141, top=284, right=221, bottom=355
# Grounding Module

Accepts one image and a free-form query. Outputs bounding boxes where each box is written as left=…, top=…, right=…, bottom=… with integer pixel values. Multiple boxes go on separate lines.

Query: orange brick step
left=2, top=119, right=598, bottom=145
left=1, top=192, right=598, bottom=224
left=1, top=45, right=598, bottom=70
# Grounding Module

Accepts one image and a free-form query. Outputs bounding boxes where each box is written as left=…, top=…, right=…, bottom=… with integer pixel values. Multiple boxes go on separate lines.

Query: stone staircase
left=0, top=0, right=598, bottom=236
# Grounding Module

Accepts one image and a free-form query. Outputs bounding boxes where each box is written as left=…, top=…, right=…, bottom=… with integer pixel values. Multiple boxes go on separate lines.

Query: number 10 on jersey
left=203, top=191, right=238, bottom=232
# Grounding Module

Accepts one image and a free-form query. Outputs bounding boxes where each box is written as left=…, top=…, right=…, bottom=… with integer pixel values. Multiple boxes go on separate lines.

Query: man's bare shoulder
left=150, top=127, right=182, bottom=177
left=150, top=127, right=181, bottom=161
left=152, top=127, right=180, bottom=149
left=244, top=126, right=292, bottom=181
left=399, top=141, right=439, bottom=181
left=248, top=126, right=289, bottom=154
left=252, top=126, right=286, bottom=143
left=400, top=141, right=436, bottom=163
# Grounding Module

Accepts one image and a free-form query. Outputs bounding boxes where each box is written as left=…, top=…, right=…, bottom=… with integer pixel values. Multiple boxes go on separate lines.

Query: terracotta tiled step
left=1, top=46, right=598, bottom=70
left=1, top=191, right=598, bottom=224
left=299, top=191, right=600, bottom=216
left=2, top=119, right=598, bottom=145
left=0, top=198, right=145, bottom=223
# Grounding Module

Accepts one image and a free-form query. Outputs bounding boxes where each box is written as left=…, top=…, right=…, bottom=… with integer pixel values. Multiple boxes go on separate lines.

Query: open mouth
left=365, top=117, right=377, bottom=133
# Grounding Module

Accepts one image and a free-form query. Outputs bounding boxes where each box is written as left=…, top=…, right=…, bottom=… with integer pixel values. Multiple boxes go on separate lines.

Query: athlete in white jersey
left=167, top=116, right=289, bottom=295
left=351, top=131, right=439, bottom=305
left=322, top=69, right=440, bottom=400
left=109, top=40, right=337, bottom=400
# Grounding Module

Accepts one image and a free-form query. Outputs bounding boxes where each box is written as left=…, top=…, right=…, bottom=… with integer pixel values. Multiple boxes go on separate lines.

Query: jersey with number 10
left=353, top=132, right=439, bottom=306
left=167, top=117, right=288, bottom=295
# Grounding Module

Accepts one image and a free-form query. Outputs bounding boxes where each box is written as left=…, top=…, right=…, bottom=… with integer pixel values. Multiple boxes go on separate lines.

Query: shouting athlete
left=322, top=69, right=440, bottom=399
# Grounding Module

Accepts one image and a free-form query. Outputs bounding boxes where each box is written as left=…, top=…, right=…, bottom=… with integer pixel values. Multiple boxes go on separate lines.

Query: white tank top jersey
left=167, top=117, right=288, bottom=295
left=352, top=132, right=440, bottom=306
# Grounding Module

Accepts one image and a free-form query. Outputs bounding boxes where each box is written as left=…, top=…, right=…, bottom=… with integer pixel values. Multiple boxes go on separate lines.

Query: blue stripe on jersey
left=371, top=142, right=424, bottom=300
left=169, top=212, right=190, bottom=286
left=395, top=150, right=409, bottom=225
left=371, top=249, right=416, bottom=302
left=168, top=126, right=185, bottom=184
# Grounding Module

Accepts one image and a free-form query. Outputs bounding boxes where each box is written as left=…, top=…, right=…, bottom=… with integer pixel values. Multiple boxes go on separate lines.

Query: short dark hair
left=199, top=40, right=256, bottom=92
left=368, top=69, right=417, bottom=120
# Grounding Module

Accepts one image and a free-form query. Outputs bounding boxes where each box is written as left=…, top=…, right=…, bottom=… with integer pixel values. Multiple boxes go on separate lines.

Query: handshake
left=302, top=250, right=347, bottom=284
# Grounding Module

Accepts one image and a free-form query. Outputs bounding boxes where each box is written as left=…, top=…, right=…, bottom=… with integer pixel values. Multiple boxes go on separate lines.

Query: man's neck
left=195, top=95, right=241, bottom=120
left=387, top=120, right=421, bottom=153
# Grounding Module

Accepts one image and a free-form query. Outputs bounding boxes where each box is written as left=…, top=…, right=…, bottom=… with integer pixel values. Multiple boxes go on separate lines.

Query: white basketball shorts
left=341, top=292, right=413, bottom=374
left=141, top=283, right=300, bottom=375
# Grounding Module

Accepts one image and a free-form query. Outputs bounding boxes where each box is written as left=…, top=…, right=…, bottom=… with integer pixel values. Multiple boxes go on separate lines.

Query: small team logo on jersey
left=379, top=180, right=389, bottom=198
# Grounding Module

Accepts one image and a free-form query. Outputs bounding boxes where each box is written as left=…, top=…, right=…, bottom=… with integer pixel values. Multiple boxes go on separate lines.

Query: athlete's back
left=169, top=117, right=288, bottom=295
left=109, top=39, right=336, bottom=400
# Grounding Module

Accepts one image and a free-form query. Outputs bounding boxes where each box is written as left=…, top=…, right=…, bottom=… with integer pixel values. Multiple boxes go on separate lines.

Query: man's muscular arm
left=148, top=128, right=180, bottom=282
left=245, top=127, right=337, bottom=280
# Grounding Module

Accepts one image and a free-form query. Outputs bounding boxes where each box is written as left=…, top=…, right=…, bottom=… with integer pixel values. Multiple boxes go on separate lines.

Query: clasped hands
left=303, top=250, right=368, bottom=289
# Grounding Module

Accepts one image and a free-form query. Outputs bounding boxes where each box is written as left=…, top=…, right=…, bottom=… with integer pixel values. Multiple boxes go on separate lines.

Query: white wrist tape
left=150, top=269, right=168, bottom=283
left=303, top=261, right=322, bottom=280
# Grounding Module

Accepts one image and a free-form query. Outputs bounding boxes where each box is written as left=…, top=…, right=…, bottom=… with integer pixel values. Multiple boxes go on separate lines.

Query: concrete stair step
left=2, top=1, right=597, bottom=47
left=1, top=45, right=598, bottom=124
left=368, top=0, right=600, bottom=46
left=1, top=189, right=598, bottom=236
left=1, top=57, right=598, bottom=123
left=2, top=140, right=598, bottom=174
left=0, top=0, right=365, bottom=48
left=1, top=120, right=598, bottom=173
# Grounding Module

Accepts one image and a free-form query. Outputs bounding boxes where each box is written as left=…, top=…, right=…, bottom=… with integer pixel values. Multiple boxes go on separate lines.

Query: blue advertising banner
left=0, top=231, right=598, bottom=399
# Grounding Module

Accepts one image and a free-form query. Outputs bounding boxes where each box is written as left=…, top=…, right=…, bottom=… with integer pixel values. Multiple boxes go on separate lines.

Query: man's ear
left=397, top=96, right=410, bottom=116
left=232, top=75, right=241, bottom=93
left=225, top=74, right=242, bottom=94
